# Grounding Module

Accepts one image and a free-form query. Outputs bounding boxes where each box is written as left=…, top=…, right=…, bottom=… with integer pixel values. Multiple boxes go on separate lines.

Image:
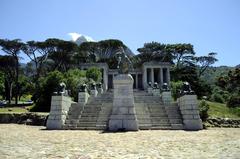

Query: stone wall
left=178, top=95, right=203, bottom=130
left=205, top=118, right=240, bottom=128
left=0, top=113, right=48, bottom=126
left=46, top=96, right=73, bottom=129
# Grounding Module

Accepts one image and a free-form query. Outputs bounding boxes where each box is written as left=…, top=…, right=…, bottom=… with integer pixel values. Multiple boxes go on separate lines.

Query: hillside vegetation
left=207, top=101, right=240, bottom=119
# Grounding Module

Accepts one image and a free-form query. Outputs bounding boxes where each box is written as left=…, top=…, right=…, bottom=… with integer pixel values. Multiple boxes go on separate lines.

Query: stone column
left=47, top=95, right=72, bottom=129
left=160, top=68, right=164, bottom=86
left=178, top=95, right=203, bottom=130
left=103, top=69, right=108, bottom=91
left=143, top=67, right=147, bottom=89
left=135, top=73, right=138, bottom=89
left=151, top=68, right=154, bottom=86
left=167, top=68, right=170, bottom=85
left=108, top=74, right=139, bottom=131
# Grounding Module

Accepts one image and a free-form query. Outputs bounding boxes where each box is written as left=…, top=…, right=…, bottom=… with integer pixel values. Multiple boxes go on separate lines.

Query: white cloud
left=68, top=32, right=81, bottom=41
left=68, top=32, right=95, bottom=42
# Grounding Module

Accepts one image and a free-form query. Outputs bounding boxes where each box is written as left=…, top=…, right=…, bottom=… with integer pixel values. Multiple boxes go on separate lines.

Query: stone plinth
left=46, top=96, right=72, bottom=129
left=97, top=88, right=104, bottom=94
left=78, top=92, right=89, bottom=105
left=90, top=89, right=98, bottom=97
left=108, top=74, right=139, bottom=131
left=152, top=88, right=160, bottom=96
left=147, top=87, right=153, bottom=94
left=162, top=91, right=172, bottom=105
left=178, top=95, right=203, bottom=130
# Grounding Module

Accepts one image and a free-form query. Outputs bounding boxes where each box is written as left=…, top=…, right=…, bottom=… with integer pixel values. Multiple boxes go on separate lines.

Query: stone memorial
left=108, top=47, right=139, bottom=131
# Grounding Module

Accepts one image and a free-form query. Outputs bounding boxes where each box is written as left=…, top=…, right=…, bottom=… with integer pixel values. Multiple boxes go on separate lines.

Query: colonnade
left=143, top=67, right=170, bottom=89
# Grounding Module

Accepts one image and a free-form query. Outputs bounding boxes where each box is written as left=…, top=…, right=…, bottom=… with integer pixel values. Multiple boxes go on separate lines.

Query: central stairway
left=64, top=90, right=183, bottom=130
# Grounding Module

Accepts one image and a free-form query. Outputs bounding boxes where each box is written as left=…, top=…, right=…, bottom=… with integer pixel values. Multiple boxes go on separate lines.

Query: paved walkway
left=0, top=124, right=239, bottom=159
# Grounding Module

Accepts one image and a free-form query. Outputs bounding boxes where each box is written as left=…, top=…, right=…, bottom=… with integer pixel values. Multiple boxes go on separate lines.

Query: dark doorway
left=108, top=74, right=113, bottom=89
left=131, top=74, right=136, bottom=89
left=138, top=74, right=143, bottom=89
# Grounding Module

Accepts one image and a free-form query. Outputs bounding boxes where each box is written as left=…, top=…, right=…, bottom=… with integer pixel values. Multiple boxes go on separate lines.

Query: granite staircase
left=64, top=91, right=113, bottom=130
left=134, top=90, right=183, bottom=130
left=64, top=90, right=183, bottom=130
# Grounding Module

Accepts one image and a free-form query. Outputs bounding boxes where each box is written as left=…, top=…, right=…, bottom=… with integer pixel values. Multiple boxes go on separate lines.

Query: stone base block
left=46, top=119, right=62, bottom=130
left=183, top=119, right=203, bottom=130
left=109, top=117, right=138, bottom=131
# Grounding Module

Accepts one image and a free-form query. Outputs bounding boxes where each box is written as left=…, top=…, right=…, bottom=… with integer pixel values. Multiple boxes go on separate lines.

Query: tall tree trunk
left=5, top=80, right=13, bottom=104
left=15, top=58, right=19, bottom=105
left=9, top=83, right=12, bottom=104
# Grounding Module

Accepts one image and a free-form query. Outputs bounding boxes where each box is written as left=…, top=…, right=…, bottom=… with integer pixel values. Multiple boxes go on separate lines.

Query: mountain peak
left=68, top=33, right=95, bottom=45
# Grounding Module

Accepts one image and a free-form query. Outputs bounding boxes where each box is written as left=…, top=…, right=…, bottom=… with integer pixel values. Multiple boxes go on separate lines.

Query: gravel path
left=0, top=124, right=239, bottom=159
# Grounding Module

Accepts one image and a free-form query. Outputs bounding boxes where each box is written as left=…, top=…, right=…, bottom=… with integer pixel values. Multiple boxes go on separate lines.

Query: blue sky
left=0, top=0, right=239, bottom=66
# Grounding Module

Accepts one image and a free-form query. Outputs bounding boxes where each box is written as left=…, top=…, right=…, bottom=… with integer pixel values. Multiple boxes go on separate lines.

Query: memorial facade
left=78, top=61, right=171, bottom=91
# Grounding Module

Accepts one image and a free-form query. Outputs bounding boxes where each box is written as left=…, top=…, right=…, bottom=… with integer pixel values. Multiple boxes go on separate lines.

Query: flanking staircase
left=64, top=103, right=84, bottom=129
left=134, top=90, right=183, bottom=130
left=165, top=102, right=184, bottom=130
left=64, top=91, right=113, bottom=130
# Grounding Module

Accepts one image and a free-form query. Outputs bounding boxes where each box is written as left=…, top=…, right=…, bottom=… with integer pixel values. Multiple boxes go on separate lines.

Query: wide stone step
left=74, top=127, right=98, bottom=130
left=81, top=111, right=101, bottom=114
left=151, top=121, right=170, bottom=125
left=83, top=107, right=102, bottom=110
left=151, top=126, right=172, bottom=130
left=96, top=125, right=107, bottom=130
left=151, top=118, right=169, bottom=122
left=79, top=117, right=98, bottom=121
left=77, top=122, right=97, bottom=127
left=138, top=124, right=152, bottom=130
left=169, top=119, right=183, bottom=124
left=135, top=100, right=161, bottom=103
left=171, top=124, right=184, bottom=130
left=65, top=119, right=78, bottom=124
left=80, top=114, right=100, bottom=118
left=150, top=114, right=168, bottom=118
left=167, top=114, right=182, bottom=119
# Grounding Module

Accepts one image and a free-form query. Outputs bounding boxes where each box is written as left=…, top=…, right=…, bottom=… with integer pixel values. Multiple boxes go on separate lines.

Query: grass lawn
left=206, top=101, right=240, bottom=119
left=0, top=106, right=32, bottom=113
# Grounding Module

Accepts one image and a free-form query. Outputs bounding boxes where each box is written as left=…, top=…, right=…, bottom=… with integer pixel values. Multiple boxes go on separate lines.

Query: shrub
left=86, top=67, right=102, bottom=83
left=210, top=93, right=225, bottom=103
left=170, top=81, right=183, bottom=101
left=199, top=100, right=209, bottom=121
left=227, top=95, right=240, bottom=108
left=64, top=69, right=86, bottom=101
left=31, top=71, right=64, bottom=112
